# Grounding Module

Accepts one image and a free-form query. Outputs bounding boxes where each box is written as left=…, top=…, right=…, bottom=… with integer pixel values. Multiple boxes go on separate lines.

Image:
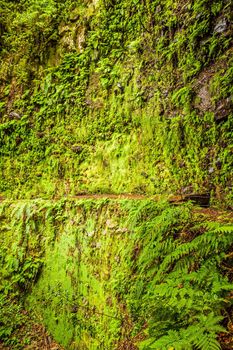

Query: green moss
left=0, top=199, right=232, bottom=349
left=0, top=1, right=233, bottom=345
left=0, top=0, right=232, bottom=205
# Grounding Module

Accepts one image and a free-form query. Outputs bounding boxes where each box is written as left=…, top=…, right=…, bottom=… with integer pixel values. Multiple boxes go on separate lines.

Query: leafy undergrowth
left=0, top=199, right=233, bottom=349
left=0, top=297, right=63, bottom=350
left=125, top=202, right=233, bottom=350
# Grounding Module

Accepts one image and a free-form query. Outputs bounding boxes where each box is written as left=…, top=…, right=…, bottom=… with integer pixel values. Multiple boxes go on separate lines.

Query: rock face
left=0, top=0, right=232, bottom=206
left=214, top=97, right=232, bottom=122
left=9, top=111, right=21, bottom=119
left=71, top=145, right=83, bottom=154
left=214, top=18, right=227, bottom=33
left=169, top=193, right=210, bottom=207
left=184, top=193, right=210, bottom=207
left=0, top=2, right=233, bottom=350
left=197, top=85, right=213, bottom=112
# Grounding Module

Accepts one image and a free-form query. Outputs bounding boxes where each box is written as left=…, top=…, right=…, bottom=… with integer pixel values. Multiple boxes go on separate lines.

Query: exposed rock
left=71, top=145, right=83, bottom=154
left=214, top=18, right=227, bottom=34
left=117, top=82, right=124, bottom=92
left=9, top=111, right=21, bottom=119
left=197, top=85, right=213, bottom=111
left=208, top=167, right=214, bottom=174
left=214, top=97, right=231, bottom=122
left=106, top=219, right=117, bottom=228
left=86, top=230, right=95, bottom=237
left=184, top=193, right=210, bottom=207
left=75, top=27, right=86, bottom=52
left=181, top=185, right=193, bottom=194
left=169, top=193, right=210, bottom=207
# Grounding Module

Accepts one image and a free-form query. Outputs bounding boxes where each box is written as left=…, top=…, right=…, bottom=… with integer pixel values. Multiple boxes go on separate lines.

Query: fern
left=141, top=314, right=224, bottom=350
left=127, top=204, right=233, bottom=350
left=141, top=329, right=192, bottom=349
left=154, top=223, right=233, bottom=281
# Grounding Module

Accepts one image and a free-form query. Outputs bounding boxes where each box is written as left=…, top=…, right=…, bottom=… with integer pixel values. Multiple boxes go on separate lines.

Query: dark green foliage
left=1, top=199, right=232, bottom=349
left=0, top=296, right=25, bottom=345
left=123, top=202, right=233, bottom=349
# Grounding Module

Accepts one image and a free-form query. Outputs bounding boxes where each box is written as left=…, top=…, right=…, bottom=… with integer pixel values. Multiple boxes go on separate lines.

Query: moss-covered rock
left=0, top=199, right=232, bottom=349
left=0, top=0, right=232, bottom=205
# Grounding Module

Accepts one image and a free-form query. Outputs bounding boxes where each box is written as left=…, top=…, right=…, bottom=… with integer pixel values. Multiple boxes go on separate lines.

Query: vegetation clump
left=0, top=0, right=232, bottom=204
left=0, top=199, right=232, bottom=349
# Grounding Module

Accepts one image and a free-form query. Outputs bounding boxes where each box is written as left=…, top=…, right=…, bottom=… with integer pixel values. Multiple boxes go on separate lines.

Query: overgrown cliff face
left=0, top=0, right=232, bottom=204
left=1, top=199, right=233, bottom=349
left=1, top=3, right=233, bottom=348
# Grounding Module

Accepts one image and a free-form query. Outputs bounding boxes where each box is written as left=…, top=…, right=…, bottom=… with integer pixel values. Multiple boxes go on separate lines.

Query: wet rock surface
left=214, top=18, right=227, bottom=34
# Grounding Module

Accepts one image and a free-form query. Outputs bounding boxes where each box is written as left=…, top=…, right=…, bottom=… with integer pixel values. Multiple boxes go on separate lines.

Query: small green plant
left=0, top=296, right=25, bottom=345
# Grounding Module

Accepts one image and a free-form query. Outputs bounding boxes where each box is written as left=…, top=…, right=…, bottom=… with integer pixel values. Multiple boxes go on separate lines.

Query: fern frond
left=147, top=329, right=192, bottom=350
left=192, top=333, right=221, bottom=350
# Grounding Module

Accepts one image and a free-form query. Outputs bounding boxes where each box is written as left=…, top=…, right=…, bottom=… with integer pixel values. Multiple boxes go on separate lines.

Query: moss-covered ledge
left=0, top=199, right=232, bottom=349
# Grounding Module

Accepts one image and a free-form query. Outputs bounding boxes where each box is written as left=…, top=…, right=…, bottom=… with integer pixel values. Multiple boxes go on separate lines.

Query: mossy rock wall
left=1, top=199, right=233, bottom=349
left=0, top=0, right=232, bottom=204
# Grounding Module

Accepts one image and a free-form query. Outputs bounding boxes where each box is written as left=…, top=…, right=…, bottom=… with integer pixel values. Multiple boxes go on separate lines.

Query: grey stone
left=214, top=18, right=227, bottom=34
left=72, top=145, right=83, bottom=154
left=208, top=166, right=214, bottom=174
left=9, top=111, right=21, bottom=119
